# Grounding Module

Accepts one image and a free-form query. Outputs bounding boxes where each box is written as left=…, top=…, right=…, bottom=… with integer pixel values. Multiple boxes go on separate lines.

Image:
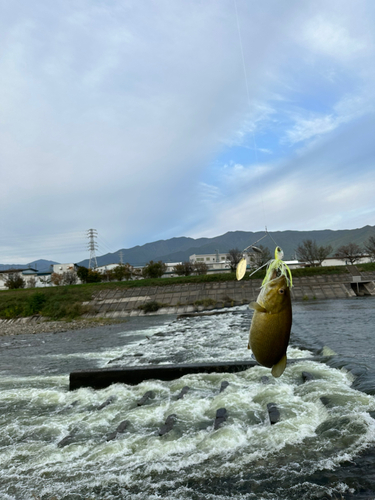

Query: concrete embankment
left=83, top=269, right=375, bottom=319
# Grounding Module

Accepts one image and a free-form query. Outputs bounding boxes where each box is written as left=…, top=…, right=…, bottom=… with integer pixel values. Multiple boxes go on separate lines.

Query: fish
left=248, top=273, right=292, bottom=377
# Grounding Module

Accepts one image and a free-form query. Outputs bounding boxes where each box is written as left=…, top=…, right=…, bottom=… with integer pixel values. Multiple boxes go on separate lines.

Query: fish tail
left=271, top=354, right=287, bottom=378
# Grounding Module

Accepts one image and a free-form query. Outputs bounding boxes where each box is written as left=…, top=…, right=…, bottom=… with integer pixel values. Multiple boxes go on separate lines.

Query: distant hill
left=0, top=259, right=59, bottom=272
left=77, top=225, right=375, bottom=267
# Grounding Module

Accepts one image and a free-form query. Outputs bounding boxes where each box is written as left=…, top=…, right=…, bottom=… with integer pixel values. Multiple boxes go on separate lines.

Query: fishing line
left=233, top=0, right=267, bottom=231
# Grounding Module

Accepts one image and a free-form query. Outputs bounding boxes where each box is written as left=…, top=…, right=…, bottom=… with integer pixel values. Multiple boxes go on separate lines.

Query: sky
left=1, top=0, right=375, bottom=264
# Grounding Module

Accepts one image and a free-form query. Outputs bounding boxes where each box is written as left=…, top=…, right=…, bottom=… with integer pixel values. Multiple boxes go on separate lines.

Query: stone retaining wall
left=84, top=271, right=375, bottom=318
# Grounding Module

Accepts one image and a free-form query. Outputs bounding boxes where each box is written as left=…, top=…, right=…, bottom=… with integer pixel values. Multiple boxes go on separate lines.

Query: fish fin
left=249, top=301, right=267, bottom=313
left=247, top=342, right=250, bottom=349
left=271, top=355, right=287, bottom=378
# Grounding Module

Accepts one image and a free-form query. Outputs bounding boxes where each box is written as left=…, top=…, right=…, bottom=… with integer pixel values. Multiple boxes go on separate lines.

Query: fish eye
left=278, top=288, right=285, bottom=294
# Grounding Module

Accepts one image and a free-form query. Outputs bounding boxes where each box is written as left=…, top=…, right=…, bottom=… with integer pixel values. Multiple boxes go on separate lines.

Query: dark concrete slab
left=214, top=408, right=227, bottom=430
left=106, top=420, right=130, bottom=441
left=267, top=403, right=280, bottom=425
left=176, top=386, right=190, bottom=400
left=70, top=360, right=258, bottom=390
left=137, top=391, right=155, bottom=406
left=220, top=381, right=229, bottom=393
left=159, top=414, right=177, bottom=436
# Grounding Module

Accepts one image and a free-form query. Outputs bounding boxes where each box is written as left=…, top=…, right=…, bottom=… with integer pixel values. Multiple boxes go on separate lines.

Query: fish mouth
left=262, top=274, right=288, bottom=288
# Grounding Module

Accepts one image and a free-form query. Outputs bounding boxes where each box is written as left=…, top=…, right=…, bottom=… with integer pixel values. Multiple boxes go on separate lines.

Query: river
left=1, top=297, right=375, bottom=500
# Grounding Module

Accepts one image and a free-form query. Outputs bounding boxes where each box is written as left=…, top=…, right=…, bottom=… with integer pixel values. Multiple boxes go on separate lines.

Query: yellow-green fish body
left=248, top=274, right=292, bottom=377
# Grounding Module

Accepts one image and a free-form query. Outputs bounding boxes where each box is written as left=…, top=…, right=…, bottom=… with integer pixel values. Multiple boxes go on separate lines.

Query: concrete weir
left=69, top=358, right=317, bottom=390
left=69, top=360, right=258, bottom=391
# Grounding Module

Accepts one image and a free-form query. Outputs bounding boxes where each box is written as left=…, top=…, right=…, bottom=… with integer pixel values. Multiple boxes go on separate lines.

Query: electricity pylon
left=87, top=229, right=98, bottom=269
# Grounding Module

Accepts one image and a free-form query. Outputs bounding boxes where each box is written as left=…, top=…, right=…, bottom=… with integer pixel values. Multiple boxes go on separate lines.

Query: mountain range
left=77, top=225, right=375, bottom=267
left=0, top=260, right=58, bottom=272
left=1, top=226, right=374, bottom=270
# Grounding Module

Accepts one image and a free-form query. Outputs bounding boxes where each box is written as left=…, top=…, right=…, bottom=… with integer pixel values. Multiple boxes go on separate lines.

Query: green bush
left=193, top=298, right=216, bottom=307
left=138, top=301, right=161, bottom=313
left=2, top=305, right=24, bottom=319
left=23, top=292, right=47, bottom=316
left=43, top=301, right=87, bottom=320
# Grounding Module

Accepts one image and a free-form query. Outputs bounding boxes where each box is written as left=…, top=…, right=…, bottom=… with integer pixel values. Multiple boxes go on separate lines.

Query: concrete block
left=137, top=391, right=155, bottom=406
left=159, top=414, right=177, bottom=436
left=220, top=381, right=229, bottom=393
left=106, top=420, right=130, bottom=441
left=214, top=408, right=227, bottom=430
left=176, top=386, right=190, bottom=400
left=267, top=403, right=280, bottom=425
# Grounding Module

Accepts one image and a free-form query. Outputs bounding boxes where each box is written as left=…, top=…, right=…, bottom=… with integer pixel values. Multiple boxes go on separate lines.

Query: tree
left=249, top=245, right=272, bottom=268
left=27, top=277, right=37, bottom=288
left=4, top=273, right=25, bottom=289
left=132, top=267, right=142, bottom=279
left=62, top=270, right=78, bottom=285
left=142, top=260, right=167, bottom=279
left=39, top=276, right=51, bottom=287
left=364, top=236, right=375, bottom=262
left=173, top=261, right=194, bottom=276
left=193, top=261, right=208, bottom=275
left=101, top=269, right=115, bottom=282
left=86, top=269, right=102, bottom=283
left=295, top=239, right=332, bottom=267
left=51, top=272, right=64, bottom=285
left=77, top=266, right=101, bottom=283
left=77, top=266, right=89, bottom=283
left=335, top=243, right=363, bottom=265
left=226, top=248, right=243, bottom=272
left=112, top=264, right=133, bottom=281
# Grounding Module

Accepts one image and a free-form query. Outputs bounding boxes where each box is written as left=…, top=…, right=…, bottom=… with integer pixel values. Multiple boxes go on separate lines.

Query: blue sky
left=1, top=0, right=375, bottom=264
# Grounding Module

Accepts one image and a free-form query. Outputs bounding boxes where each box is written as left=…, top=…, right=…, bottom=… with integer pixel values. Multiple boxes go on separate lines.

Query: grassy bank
left=0, top=264, right=361, bottom=321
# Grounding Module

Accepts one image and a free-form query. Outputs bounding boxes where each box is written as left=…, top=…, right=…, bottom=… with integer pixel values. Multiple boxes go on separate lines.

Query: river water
left=1, top=297, right=375, bottom=500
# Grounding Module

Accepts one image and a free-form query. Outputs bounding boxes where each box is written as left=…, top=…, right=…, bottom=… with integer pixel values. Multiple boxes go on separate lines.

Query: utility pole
left=87, top=229, right=98, bottom=269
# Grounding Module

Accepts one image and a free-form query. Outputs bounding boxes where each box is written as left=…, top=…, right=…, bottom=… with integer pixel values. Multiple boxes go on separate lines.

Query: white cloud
left=284, top=114, right=338, bottom=145
left=1, top=0, right=375, bottom=263
left=302, top=16, right=366, bottom=61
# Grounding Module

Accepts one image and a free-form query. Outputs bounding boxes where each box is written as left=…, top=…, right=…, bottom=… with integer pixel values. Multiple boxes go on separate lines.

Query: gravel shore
left=0, top=317, right=127, bottom=336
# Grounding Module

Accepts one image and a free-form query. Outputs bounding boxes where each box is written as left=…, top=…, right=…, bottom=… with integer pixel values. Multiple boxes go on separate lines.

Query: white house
left=52, top=263, right=78, bottom=274
left=0, top=268, right=53, bottom=289
left=189, top=252, right=231, bottom=272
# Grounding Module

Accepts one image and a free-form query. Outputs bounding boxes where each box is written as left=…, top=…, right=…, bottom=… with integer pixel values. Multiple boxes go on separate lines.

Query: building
left=52, top=264, right=78, bottom=274
left=0, top=267, right=53, bottom=289
left=321, top=256, right=372, bottom=266
left=189, top=252, right=231, bottom=272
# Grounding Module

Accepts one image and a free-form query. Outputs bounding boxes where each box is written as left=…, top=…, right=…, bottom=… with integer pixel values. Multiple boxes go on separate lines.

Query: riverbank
left=84, top=270, right=375, bottom=318
left=0, top=317, right=127, bottom=336
left=1, top=265, right=374, bottom=323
